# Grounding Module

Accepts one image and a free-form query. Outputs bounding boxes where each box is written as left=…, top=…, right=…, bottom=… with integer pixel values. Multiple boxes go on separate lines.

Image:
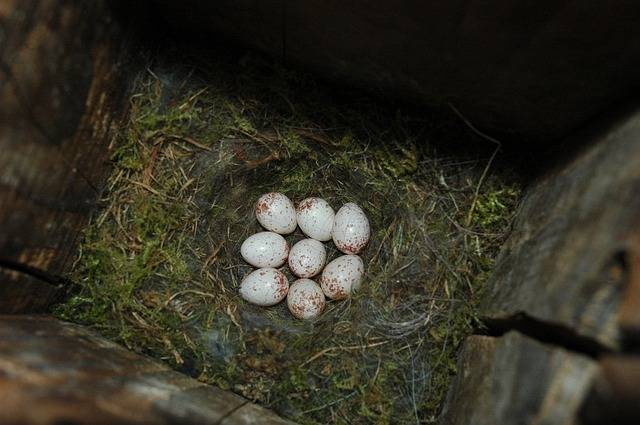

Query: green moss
left=55, top=53, right=521, bottom=424
left=471, top=188, right=520, bottom=228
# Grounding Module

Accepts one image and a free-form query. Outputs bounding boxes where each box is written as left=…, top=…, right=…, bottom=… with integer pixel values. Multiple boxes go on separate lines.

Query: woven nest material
left=57, top=52, right=521, bottom=424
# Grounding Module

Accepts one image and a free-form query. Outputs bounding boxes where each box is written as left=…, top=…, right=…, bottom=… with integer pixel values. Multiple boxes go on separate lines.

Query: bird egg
left=296, top=197, right=335, bottom=241
left=320, top=255, right=364, bottom=299
left=255, top=192, right=297, bottom=234
left=288, top=239, right=327, bottom=278
left=332, top=202, right=370, bottom=254
left=240, top=231, right=289, bottom=268
left=287, top=278, right=326, bottom=319
left=239, top=268, right=289, bottom=306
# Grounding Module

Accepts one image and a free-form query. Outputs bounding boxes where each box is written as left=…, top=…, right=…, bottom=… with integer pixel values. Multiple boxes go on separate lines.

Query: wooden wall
left=0, top=315, right=294, bottom=425
left=151, top=0, right=640, bottom=147
left=439, top=104, right=640, bottom=425
left=0, top=0, right=132, bottom=313
left=2, top=1, right=640, bottom=423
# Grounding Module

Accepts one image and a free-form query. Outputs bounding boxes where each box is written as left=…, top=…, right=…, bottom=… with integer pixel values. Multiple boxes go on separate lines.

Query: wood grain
left=579, top=355, right=640, bottom=425
left=480, top=106, right=640, bottom=350
left=440, top=107, right=640, bottom=424
left=0, top=315, right=295, bottom=425
left=439, top=333, right=597, bottom=425
left=0, top=0, right=132, bottom=312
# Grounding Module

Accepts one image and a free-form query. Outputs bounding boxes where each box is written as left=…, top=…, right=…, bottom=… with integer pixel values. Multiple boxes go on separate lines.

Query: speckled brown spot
left=290, top=302, right=305, bottom=319
left=339, top=239, right=368, bottom=254
left=296, top=198, right=315, bottom=213
left=255, top=200, right=270, bottom=215
left=275, top=273, right=289, bottom=299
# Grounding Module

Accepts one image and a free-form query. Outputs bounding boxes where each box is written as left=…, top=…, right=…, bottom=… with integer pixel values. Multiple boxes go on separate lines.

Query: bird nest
left=56, top=51, right=521, bottom=424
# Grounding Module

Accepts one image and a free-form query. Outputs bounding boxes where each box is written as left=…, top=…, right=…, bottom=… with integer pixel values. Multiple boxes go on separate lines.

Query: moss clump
left=55, top=53, right=521, bottom=424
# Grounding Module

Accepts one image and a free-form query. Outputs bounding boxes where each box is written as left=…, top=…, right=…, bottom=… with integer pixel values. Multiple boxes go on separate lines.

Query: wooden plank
left=0, top=315, right=295, bottom=425
left=0, top=0, right=132, bottom=312
left=479, top=106, right=640, bottom=349
left=221, top=403, right=295, bottom=425
left=0, top=270, right=62, bottom=314
left=579, top=355, right=640, bottom=425
left=618, top=239, right=640, bottom=345
left=151, top=0, right=640, bottom=146
left=438, top=333, right=598, bottom=425
left=440, top=106, right=640, bottom=425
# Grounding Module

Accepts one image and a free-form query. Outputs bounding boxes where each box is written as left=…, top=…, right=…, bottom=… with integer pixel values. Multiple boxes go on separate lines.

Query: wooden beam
left=579, top=355, right=640, bottom=425
left=0, top=315, right=294, bottom=424
left=440, top=105, right=640, bottom=424
left=151, top=0, right=640, bottom=146
left=0, top=0, right=132, bottom=312
left=439, top=333, right=597, bottom=425
left=479, top=105, right=640, bottom=350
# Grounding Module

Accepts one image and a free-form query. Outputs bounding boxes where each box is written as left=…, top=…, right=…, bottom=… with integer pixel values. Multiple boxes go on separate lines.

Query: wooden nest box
left=1, top=1, right=639, bottom=424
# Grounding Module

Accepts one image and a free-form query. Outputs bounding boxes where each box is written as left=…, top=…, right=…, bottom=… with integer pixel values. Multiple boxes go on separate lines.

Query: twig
left=301, top=391, right=358, bottom=414
left=448, top=104, right=502, bottom=227
left=142, top=145, right=159, bottom=186
left=165, top=290, right=216, bottom=305
left=202, top=241, right=225, bottom=271
left=179, top=87, right=208, bottom=111
left=293, top=128, right=336, bottom=146
left=244, top=151, right=280, bottom=169
left=166, top=134, right=212, bottom=151
left=301, top=340, right=389, bottom=366
left=369, top=219, right=396, bottom=266
left=390, top=259, right=417, bottom=277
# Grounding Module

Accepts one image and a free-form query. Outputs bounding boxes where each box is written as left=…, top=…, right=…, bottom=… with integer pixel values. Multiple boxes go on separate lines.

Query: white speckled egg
left=296, top=197, right=335, bottom=241
left=287, top=278, right=326, bottom=320
left=288, top=239, right=326, bottom=278
left=320, top=255, right=364, bottom=300
left=240, top=232, right=289, bottom=268
left=255, top=192, right=297, bottom=234
left=332, top=203, right=370, bottom=254
left=239, top=268, right=289, bottom=306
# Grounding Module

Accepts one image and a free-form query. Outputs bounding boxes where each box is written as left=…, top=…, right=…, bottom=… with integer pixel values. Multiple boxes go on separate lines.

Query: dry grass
left=56, top=52, right=521, bottom=424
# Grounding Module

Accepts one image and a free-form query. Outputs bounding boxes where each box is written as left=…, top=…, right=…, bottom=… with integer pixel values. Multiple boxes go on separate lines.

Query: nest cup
left=56, top=51, right=521, bottom=424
